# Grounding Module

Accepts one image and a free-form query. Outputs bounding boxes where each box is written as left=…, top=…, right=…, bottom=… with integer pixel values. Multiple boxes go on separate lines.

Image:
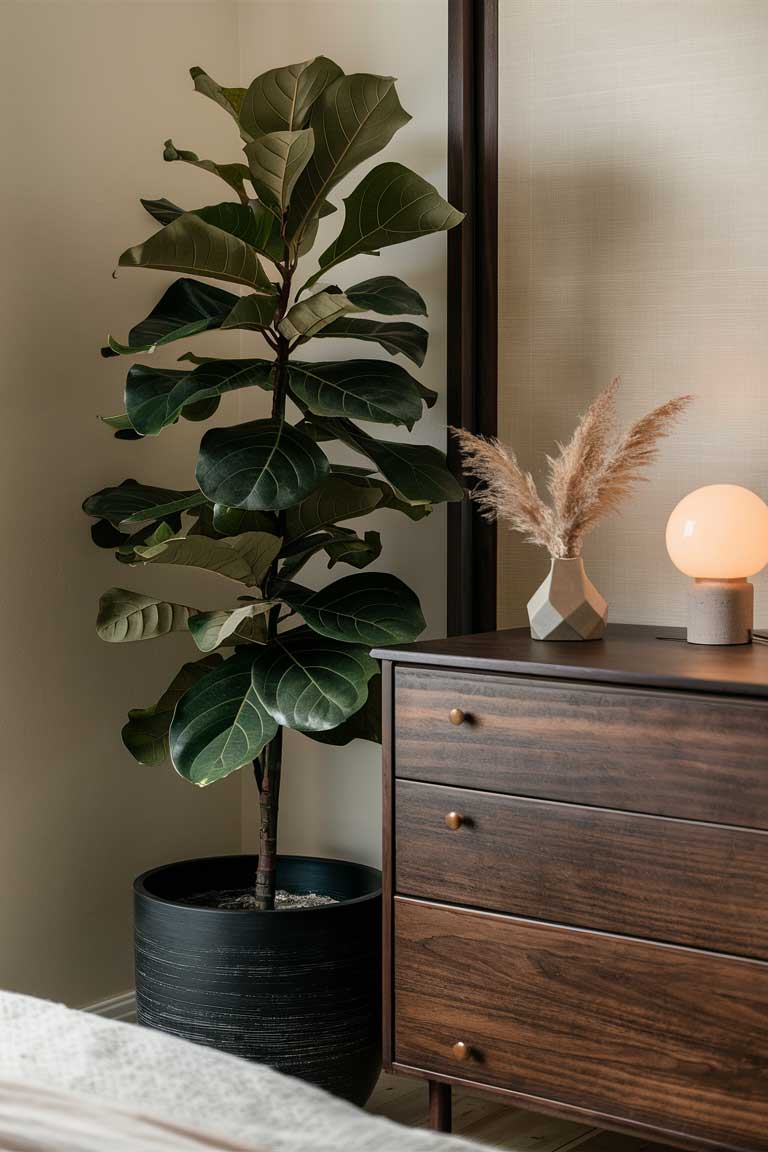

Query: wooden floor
left=367, top=1073, right=672, bottom=1151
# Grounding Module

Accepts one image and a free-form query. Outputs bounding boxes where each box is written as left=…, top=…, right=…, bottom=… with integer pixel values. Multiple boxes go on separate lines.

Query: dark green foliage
left=84, top=56, right=464, bottom=904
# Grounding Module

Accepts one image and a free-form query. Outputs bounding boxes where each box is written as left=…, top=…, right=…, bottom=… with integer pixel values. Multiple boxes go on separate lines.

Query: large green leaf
left=103, top=279, right=237, bottom=357
left=97, top=588, right=194, bottom=642
left=197, top=419, right=330, bottom=511
left=314, top=318, right=429, bottom=368
left=356, top=438, right=463, bottom=504
left=119, top=212, right=272, bottom=291
left=194, top=202, right=284, bottom=263
left=310, top=162, right=464, bottom=285
left=278, top=525, right=380, bottom=578
left=124, top=495, right=207, bottom=525
left=188, top=602, right=271, bottom=652
left=150, top=204, right=277, bottom=266
left=136, top=202, right=283, bottom=266
left=184, top=502, right=219, bottom=539
left=190, top=66, right=247, bottom=133
left=325, top=529, right=381, bottom=569
left=186, top=502, right=277, bottom=544
left=99, top=412, right=135, bottom=433
left=126, top=358, right=274, bottom=436
left=251, top=630, right=378, bottom=733
left=91, top=518, right=130, bottom=548
left=212, top=504, right=277, bottom=536
left=328, top=463, right=377, bottom=477
left=110, top=518, right=183, bottom=564
left=284, top=473, right=384, bottom=540
left=278, top=291, right=358, bottom=342
left=306, top=672, right=382, bottom=746
left=83, top=480, right=206, bottom=525
left=122, top=654, right=222, bottom=766
left=132, top=519, right=185, bottom=550
left=316, top=465, right=434, bottom=520
left=136, top=203, right=279, bottom=265
left=295, top=197, right=336, bottom=257
left=141, top=197, right=184, bottom=226
left=134, top=531, right=282, bottom=587
left=163, top=139, right=251, bottom=200
left=283, top=572, right=425, bottom=646
left=239, top=57, right=342, bottom=138
left=245, top=129, right=314, bottom=215
left=305, top=466, right=433, bottom=520
left=170, top=650, right=278, bottom=785
left=181, top=397, right=220, bottom=422
left=295, top=417, right=335, bottom=442
left=356, top=480, right=433, bottom=520
left=345, top=275, right=426, bottom=316
left=288, top=75, right=411, bottom=242
left=221, top=292, right=280, bottom=331
left=278, top=528, right=349, bottom=579
left=288, top=359, right=423, bottom=429
left=318, top=418, right=464, bottom=504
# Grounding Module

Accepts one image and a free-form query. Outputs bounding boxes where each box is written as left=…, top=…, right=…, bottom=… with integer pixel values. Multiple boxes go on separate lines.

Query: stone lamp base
left=687, top=577, right=753, bottom=645
left=527, top=557, right=608, bottom=641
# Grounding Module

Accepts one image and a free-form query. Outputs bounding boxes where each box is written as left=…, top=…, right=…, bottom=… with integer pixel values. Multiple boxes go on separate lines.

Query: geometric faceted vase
left=527, top=557, right=608, bottom=641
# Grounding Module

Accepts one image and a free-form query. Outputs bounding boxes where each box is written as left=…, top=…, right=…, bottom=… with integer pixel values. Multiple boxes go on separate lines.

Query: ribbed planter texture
left=134, top=855, right=382, bottom=1106
left=527, top=557, right=608, bottom=640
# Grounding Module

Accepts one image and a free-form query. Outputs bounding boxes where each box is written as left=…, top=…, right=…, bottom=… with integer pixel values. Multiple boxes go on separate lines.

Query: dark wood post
left=428, top=1081, right=452, bottom=1132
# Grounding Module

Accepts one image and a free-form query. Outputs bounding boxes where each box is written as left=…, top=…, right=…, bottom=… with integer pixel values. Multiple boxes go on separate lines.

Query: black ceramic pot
left=134, top=854, right=382, bottom=1105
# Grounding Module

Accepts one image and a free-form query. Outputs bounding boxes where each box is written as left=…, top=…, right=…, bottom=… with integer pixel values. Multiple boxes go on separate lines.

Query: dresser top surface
left=372, top=624, right=768, bottom=698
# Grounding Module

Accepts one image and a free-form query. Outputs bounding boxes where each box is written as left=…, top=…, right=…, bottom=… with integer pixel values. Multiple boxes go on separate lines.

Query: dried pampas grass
left=451, top=381, right=692, bottom=559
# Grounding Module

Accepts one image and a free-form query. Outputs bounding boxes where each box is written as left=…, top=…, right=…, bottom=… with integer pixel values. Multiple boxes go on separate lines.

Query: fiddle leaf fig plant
left=84, top=58, right=464, bottom=909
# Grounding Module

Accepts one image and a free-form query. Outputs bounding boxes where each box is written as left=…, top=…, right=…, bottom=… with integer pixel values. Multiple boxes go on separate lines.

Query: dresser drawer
left=394, top=899, right=768, bottom=1151
left=396, top=780, right=768, bottom=957
left=394, top=667, right=768, bottom=829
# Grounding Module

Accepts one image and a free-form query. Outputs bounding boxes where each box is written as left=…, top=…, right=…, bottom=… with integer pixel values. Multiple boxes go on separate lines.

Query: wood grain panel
left=372, top=624, right=768, bottom=698
left=394, top=899, right=768, bottom=1152
left=396, top=780, right=768, bottom=958
left=394, top=667, right=768, bottom=829
left=381, top=660, right=395, bottom=1070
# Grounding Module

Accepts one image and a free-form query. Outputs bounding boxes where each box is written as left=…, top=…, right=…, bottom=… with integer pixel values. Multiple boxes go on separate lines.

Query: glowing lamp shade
left=666, top=485, right=768, bottom=579
left=666, top=484, right=768, bottom=645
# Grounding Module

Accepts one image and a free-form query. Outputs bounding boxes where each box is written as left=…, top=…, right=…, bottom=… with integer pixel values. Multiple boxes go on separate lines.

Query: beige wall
left=0, top=0, right=449, bottom=1003
left=0, top=2, right=245, bottom=1005
left=497, top=1, right=768, bottom=629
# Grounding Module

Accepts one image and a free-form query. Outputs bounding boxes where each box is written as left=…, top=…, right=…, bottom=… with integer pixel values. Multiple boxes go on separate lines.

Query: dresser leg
left=428, top=1080, right=452, bottom=1132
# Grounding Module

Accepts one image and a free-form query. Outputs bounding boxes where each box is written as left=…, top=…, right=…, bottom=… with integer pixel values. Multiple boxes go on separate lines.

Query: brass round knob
left=451, top=1041, right=471, bottom=1062
left=449, top=708, right=465, bottom=726
left=444, top=811, right=464, bottom=831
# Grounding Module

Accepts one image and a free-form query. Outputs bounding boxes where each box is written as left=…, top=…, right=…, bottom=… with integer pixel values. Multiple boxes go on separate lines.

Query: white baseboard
left=84, top=990, right=136, bottom=1022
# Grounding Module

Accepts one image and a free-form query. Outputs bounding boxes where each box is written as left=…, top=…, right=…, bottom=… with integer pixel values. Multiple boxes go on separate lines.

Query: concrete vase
left=527, top=557, right=608, bottom=641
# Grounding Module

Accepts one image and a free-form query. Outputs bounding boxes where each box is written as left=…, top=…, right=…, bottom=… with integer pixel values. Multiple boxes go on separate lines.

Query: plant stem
left=270, top=243, right=294, bottom=419
left=253, top=239, right=294, bottom=910
left=253, top=729, right=282, bottom=910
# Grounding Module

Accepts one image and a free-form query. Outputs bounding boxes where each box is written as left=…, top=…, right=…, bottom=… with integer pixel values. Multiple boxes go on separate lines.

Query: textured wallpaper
left=497, top=0, right=768, bottom=629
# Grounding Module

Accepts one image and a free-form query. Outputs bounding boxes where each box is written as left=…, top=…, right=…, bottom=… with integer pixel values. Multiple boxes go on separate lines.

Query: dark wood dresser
left=372, top=625, right=768, bottom=1152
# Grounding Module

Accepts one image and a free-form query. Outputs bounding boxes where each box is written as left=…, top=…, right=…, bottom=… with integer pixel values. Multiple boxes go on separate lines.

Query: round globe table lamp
left=666, top=485, right=768, bottom=645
